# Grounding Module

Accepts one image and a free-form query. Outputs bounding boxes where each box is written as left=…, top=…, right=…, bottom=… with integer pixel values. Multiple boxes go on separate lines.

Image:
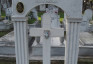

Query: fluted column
left=65, top=18, right=82, bottom=64
left=12, top=17, right=29, bottom=64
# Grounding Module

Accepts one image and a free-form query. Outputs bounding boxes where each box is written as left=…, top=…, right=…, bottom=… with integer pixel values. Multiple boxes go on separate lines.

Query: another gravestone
left=40, top=4, right=46, bottom=11
left=37, top=6, right=64, bottom=45
left=81, top=9, right=92, bottom=32
left=32, top=8, right=38, bottom=20
left=6, top=7, right=12, bottom=16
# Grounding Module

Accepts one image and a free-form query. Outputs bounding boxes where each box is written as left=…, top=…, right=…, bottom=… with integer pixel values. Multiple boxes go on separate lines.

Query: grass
left=27, top=12, right=44, bottom=24
left=0, top=32, right=8, bottom=37
left=58, top=12, right=64, bottom=18
left=1, top=11, right=6, bottom=17
left=38, top=12, right=45, bottom=17
left=0, top=29, right=13, bottom=37
left=28, top=18, right=36, bottom=24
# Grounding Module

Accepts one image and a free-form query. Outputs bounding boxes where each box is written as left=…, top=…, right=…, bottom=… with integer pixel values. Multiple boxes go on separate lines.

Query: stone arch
left=12, top=1, right=82, bottom=64
left=25, top=3, right=66, bottom=17
left=12, top=0, right=82, bottom=18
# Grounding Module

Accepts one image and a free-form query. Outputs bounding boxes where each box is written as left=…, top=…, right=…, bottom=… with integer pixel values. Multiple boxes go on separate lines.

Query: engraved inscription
left=35, top=0, right=57, bottom=3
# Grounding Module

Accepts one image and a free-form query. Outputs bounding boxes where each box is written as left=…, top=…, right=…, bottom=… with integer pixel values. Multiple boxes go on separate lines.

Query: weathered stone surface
left=12, top=0, right=82, bottom=18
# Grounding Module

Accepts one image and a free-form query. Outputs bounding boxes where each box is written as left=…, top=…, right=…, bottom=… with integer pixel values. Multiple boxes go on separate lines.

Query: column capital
left=67, top=18, right=82, bottom=23
left=12, top=17, right=28, bottom=22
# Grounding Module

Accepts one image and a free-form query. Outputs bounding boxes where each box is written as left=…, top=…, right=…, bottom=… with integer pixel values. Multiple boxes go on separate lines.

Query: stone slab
left=80, top=32, right=93, bottom=46
left=0, top=31, right=93, bottom=60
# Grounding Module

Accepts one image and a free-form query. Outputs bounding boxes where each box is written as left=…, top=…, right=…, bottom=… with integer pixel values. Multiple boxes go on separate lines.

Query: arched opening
left=26, top=4, right=66, bottom=60
left=26, top=4, right=65, bottom=24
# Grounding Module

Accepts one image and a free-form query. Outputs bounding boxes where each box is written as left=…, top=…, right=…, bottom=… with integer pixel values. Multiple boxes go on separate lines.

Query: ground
left=0, top=59, right=93, bottom=64
left=0, top=29, right=13, bottom=37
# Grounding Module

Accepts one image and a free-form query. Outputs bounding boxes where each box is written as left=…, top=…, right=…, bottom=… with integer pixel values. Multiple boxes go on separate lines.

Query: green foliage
left=38, top=12, right=44, bottom=17
left=28, top=18, right=36, bottom=24
left=0, top=31, right=9, bottom=37
left=27, top=12, right=64, bottom=24
left=0, top=29, right=13, bottom=37
left=1, top=11, right=6, bottom=17
left=58, top=12, right=64, bottom=18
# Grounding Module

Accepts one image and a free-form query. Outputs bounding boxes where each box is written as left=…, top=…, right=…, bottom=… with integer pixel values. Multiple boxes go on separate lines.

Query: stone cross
left=29, top=13, right=64, bottom=64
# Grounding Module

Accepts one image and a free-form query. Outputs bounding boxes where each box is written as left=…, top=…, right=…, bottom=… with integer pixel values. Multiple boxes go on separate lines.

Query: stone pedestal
left=65, top=18, right=81, bottom=64
left=12, top=17, right=29, bottom=64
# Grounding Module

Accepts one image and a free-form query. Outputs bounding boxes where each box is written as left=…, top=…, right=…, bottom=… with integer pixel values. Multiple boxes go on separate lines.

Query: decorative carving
left=35, top=0, right=57, bottom=3
left=16, top=2, right=24, bottom=13
left=44, top=30, right=50, bottom=39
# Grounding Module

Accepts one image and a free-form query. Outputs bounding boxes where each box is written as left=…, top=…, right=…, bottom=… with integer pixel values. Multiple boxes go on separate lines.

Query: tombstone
left=81, top=9, right=92, bottom=32
left=48, top=5, right=55, bottom=11
left=32, top=8, right=38, bottom=20
left=30, top=13, right=64, bottom=64
left=47, top=6, right=64, bottom=44
left=36, top=5, right=59, bottom=44
left=7, top=0, right=10, bottom=8
left=6, top=7, right=12, bottom=16
left=40, top=4, right=46, bottom=11
left=51, top=13, right=64, bottom=45
left=3, top=3, right=7, bottom=9
left=36, top=6, right=64, bottom=45
left=49, top=9, right=64, bottom=45
left=12, top=0, right=82, bottom=64
left=46, top=5, right=58, bottom=14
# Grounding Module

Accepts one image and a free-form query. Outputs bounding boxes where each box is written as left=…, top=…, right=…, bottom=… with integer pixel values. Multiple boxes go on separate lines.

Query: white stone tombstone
left=6, top=7, right=12, bottom=16
left=32, top=8, right=38, bottom=20
left=47, top=5, right=58, bottom=14
left=48, top=5, right=54, bottom=10
left=12, top=0, right=82, bottom=64
left=83, top=9, right=92, bottom=22
left=30, top=13, right=64, bottom=64
left=35, top=11, right=64, bottom=45
left=36, top=5, right=61, bottom=45
left=39, top=6, right=63, bottom=45
left=46, top=8, right=50, bottom=13
left=51, top=13, right=60, bottom=28
left=51, top=13, right=64, bottom=45
left=3, top=3, right=7, bottom=9
left=40, top=4, right=46, bottom=11
left=81, top=9, right=93, bottom=32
